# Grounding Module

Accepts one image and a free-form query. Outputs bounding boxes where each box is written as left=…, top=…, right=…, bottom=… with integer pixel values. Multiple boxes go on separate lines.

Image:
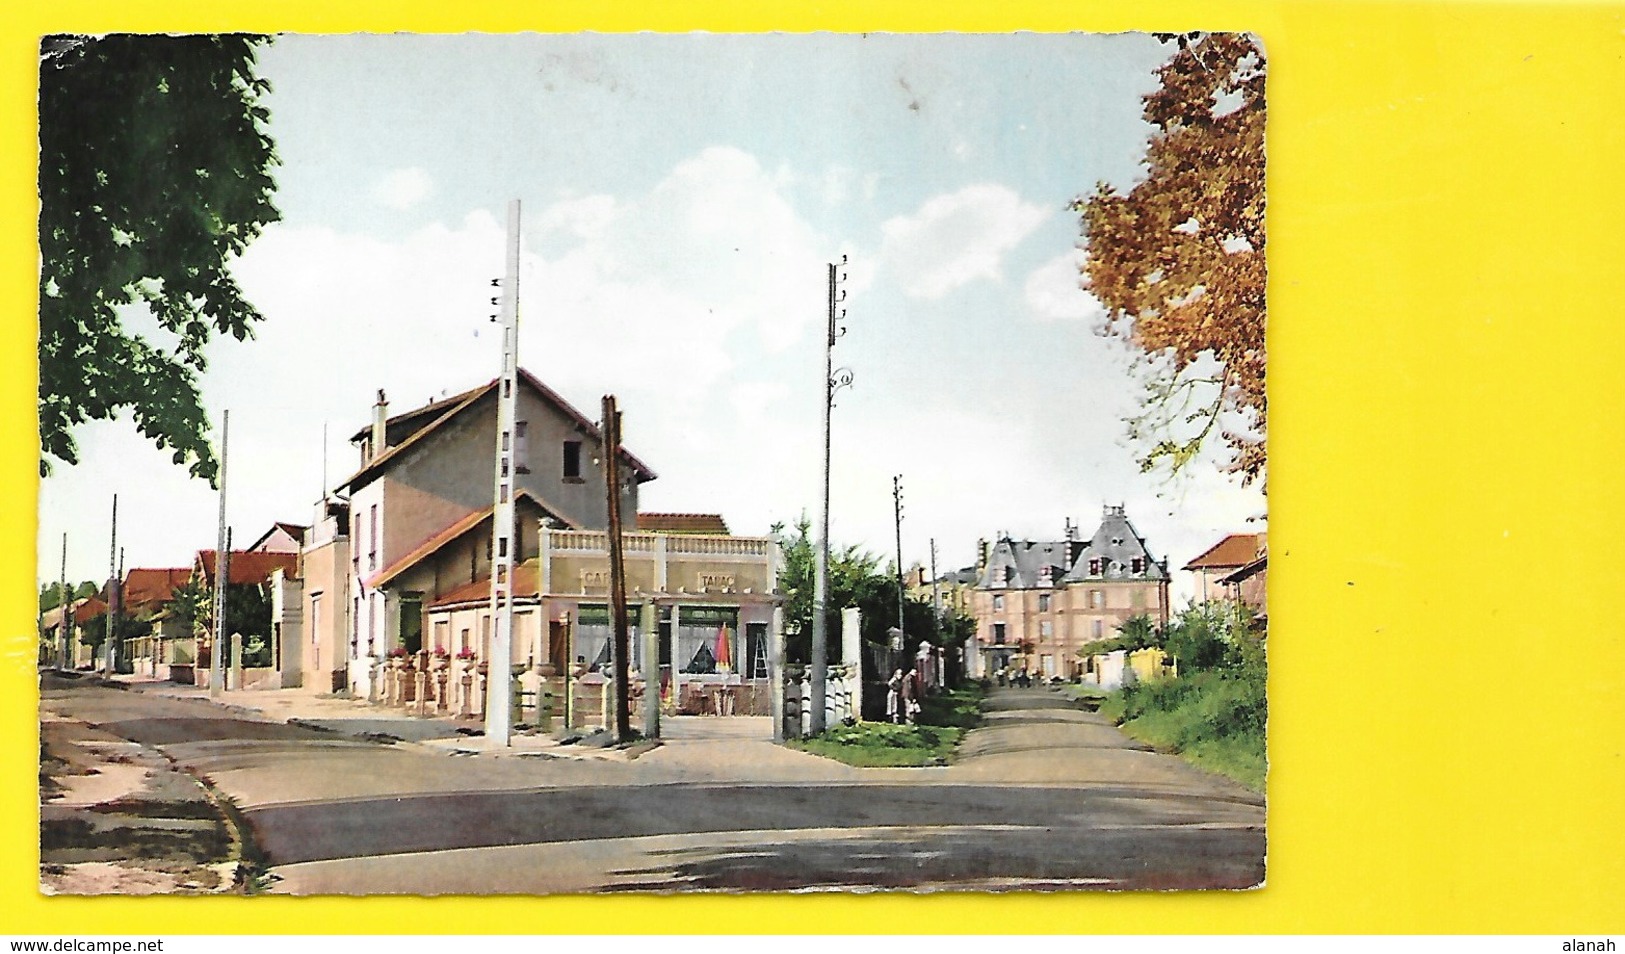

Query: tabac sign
left=697, top=572, right=735, bottom=592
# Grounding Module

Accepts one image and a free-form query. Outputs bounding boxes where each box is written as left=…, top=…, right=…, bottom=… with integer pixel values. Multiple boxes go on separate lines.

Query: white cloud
left=1024, top=250, right=1105, bottom=323
left=879, top=184, right=1050, bottom=300
left=371, top=167, right=434, bottom=210
left=186, top=148, right=841, bottom=550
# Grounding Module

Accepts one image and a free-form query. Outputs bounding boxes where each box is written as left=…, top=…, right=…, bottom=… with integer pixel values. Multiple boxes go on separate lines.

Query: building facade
left=1183, top=532, right=1266, bottom=603
left=967, top=506, right=1171, bottom=680
left=318, top=369, right=657, bottom=699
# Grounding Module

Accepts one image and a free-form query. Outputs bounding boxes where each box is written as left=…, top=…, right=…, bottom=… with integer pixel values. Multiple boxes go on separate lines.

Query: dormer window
left=1131, top=557, right=1145, bottom=574
left=1088, top=558, right=1102, bottom=576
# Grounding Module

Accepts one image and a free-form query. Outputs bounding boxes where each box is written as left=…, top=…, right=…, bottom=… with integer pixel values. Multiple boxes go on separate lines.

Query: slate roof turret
left=1064, top=505, right=1169, bottom=582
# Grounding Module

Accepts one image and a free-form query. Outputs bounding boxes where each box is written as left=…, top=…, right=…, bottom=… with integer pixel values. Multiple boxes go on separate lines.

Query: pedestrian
left=886, top=669, right=904, bottom=724
left=900, top=668, right=919, bottom=724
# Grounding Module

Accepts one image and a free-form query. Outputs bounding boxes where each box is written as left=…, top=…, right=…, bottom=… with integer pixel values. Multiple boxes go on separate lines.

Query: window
left=1038, top=593, right=1051, bottom=612
left=993, top=623, right=1006, bottom=645
left=992, top=594, right=1005, bottom=611
left=563, top=440, right=583, bottom=480
left=1039, top=620, right=1053, bottom=639
left=368, top=504, right=378, bottom=570
left=1092, top=619, right=1104, bottom=639
left=514, top=421, right=530, bottom=474
left=1088, top=558, right=1102, bottom=575
left=1090, top=589, right=1104, bottom=609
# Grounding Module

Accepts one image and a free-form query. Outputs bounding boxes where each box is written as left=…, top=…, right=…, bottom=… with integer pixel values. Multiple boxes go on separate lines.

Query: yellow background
left=5, top=0, right=1624, bottom=935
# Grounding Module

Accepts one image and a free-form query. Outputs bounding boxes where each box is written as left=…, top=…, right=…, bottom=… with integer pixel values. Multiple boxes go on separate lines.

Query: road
left=40, top=680, right=1265, bottom=893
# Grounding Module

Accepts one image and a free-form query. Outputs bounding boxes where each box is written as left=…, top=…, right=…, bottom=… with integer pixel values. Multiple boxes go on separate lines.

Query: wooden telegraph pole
left=602, top=395, right=633, bottom=743
left=103, top=493, right=118, bottom=676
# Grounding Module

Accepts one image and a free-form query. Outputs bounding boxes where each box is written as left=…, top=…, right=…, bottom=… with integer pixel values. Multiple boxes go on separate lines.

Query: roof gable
left=340, top=368, right=658, bottom=493
left=1064, top=508, right=1168, bottom=582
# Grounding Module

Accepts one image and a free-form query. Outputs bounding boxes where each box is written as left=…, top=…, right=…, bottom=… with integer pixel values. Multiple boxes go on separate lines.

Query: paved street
left=40, top=679, right=1264, bottom=894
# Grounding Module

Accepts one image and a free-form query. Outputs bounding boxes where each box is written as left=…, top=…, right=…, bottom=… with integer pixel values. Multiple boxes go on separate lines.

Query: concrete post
left=641, top=601, right=660, bottom=739
left=229, top=631, right=243, bottom=691
left=770, top=606, right=786, bottom=742
left=841, top=606, right=862, bottom=720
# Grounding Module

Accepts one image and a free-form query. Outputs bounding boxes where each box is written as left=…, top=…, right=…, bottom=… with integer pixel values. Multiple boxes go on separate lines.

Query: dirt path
left=39, top=674, right=251, bottom=895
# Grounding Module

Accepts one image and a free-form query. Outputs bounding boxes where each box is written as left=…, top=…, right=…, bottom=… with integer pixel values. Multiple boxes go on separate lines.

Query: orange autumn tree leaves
left=1076, top=33, right=1266, bottom=485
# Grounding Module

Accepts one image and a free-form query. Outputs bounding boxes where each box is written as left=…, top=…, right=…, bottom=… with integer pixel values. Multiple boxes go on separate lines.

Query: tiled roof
left=1182, top=533, right=1265, bottom=571
left=247, top=522, right=309, bottom=552
left=430, top=561, right=541, bottom=609
left=637, top=512, right=730, bottom=534
left=339, top=368, right=658, bottom=493
left=195, top=550, right=299, bottom=586
left=365, top=490, right=563, bottom=591
left=121, top=568, right=191, bottom=612
left=348, top=383, right=486, bottom=444
left=42, top=596, right=109, bottom=629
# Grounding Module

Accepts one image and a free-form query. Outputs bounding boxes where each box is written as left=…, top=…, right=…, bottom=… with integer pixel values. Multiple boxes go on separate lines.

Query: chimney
left=975, top=538, right=988, bottom=574
left=370, top=389, right=388, bottom=461
left=1064, top=517, right=1077, bottom=542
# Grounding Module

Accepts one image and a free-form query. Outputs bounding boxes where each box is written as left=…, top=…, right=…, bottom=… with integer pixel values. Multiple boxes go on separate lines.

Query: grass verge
left=786, top=685, right=984, bottom=767
left=1100, top=672, right=1266, bottom=792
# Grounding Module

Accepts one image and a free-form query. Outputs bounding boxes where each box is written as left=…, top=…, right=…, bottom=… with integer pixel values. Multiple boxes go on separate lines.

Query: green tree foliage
left=38, top=34, right=279, bottom=483
left=773, top=516, right=954, bottom=666
left=1074, top=32, right=1266, bottom=484
left=38, top=580, right=101, bottom=612
left=167, top=574, right=270, bottom=643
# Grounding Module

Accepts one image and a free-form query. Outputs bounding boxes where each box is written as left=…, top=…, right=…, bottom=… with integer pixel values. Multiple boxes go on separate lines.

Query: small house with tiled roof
left=116, top=566, right=193, bottom=680
left=1183, top=532, right=1266, bottom=602
left=41, top=596, right=108, bottom=669
left=968, top=506, right=1170, bottom=680
left=247, top=522, right=308, bottom=554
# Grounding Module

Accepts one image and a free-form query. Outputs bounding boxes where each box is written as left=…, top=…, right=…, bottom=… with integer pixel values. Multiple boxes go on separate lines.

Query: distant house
left=40, top=596, right=107, bottom=669
left=905, top=562, right=978, bottom=620
left=175, top=548, right=300, bottom=689
left=315, top=369, right=658, bottom=699
left=118, top=567, right=192, bottom=679
left=968, top=506, right=1171, bottom=680
left=247, top=522, right=307, bottom=554
left=1183, top=532, right=1266, bottom=603
left=1218, top=553, right=1267, bottom=617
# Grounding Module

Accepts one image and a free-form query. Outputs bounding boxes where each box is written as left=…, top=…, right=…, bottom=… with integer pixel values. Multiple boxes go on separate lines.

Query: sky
left=37, top=32, right=1266, bottom=604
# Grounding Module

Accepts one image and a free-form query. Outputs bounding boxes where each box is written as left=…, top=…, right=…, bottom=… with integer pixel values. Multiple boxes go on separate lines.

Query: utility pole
left=893, top=475, right=905, bottom=642
left=485, top=199, right=521, bottom=747
left=930, top=537, right=941, bottom=625
left=812, top=256, right=852, bottom=736
left=103, top=494, right=118, bottom=676
left=602, top=395, right=632, bottom=743
left=211, top=411, right=229, bottom=699
left=57, top=533, right=69, bottom=670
